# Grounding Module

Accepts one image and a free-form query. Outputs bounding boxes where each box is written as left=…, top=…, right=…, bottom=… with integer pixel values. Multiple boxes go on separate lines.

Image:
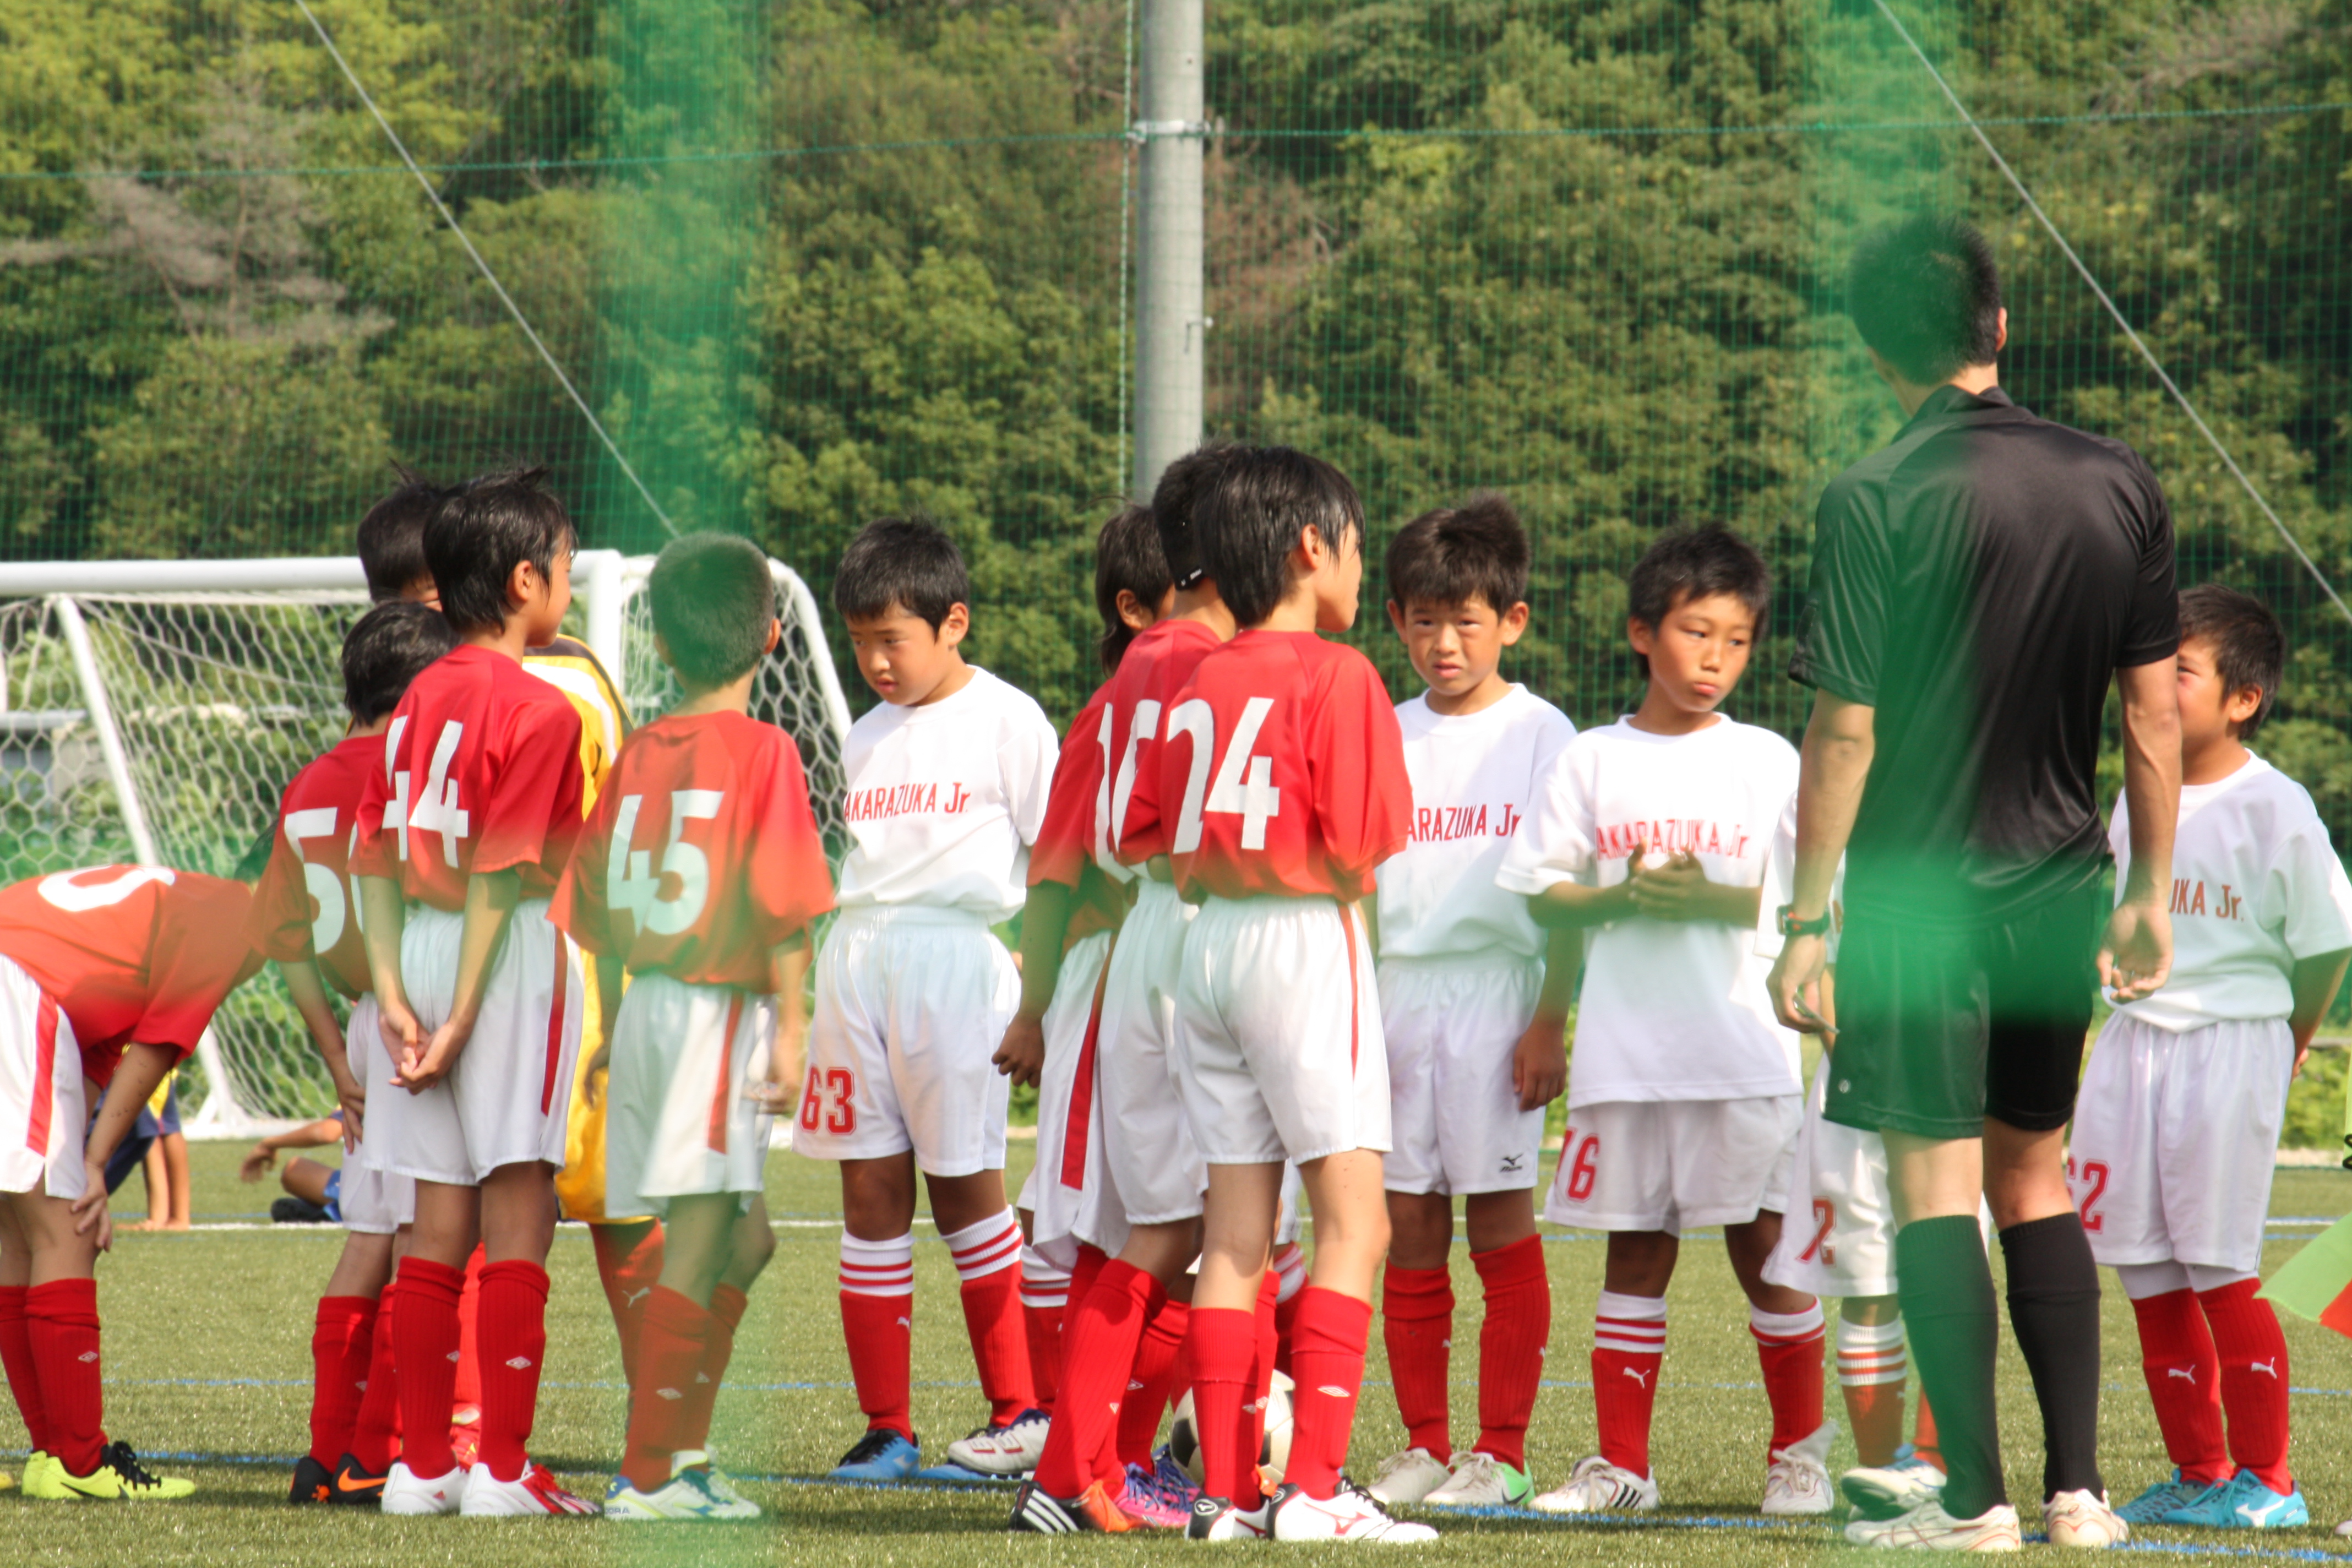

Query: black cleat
left=328, top=1453, right=388, bottom=1506
left=290, top=1454, right=334, bottom=1505
left=271, top=1196, right=332, bottom=1224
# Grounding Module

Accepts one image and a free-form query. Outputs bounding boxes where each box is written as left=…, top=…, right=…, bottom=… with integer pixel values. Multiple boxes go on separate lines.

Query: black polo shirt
left=1790, top=385, right=2177, bottom=930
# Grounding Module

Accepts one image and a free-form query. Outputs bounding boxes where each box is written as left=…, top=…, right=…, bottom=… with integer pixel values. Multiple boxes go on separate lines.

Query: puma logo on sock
left=2167, top=1366, right=2197, bottom=1384
left=1624, top=1366, right=1651, bottom=1388
left=624, top=1289, right=652, bottom=1307
left=2252, top=1359, right=2279, bottom=1378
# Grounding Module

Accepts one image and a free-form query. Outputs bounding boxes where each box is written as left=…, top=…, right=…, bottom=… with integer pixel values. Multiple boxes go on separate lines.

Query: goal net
left=0, top=552, right=851, bottom=1134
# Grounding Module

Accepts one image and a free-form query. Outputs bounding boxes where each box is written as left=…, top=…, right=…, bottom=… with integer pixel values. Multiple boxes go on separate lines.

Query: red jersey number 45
left=1167, top=696, right=1282, bottom=852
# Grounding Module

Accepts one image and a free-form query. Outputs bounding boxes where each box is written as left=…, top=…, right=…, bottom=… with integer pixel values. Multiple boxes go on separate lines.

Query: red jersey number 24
left=1167, top=696, right=1283, bottom=852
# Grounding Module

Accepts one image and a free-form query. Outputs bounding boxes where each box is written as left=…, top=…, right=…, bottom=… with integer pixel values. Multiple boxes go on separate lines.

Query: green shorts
left=1823, top=884, right=2103, bottom=1140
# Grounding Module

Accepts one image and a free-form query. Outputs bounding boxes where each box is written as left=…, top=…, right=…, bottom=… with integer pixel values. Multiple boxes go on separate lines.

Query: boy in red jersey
left=352, top=467, right=597, bottom=1517
left=553, top=534, right=833, bottom=1521
left=0, top=864, right=263, bottom=1500
left=1131, top=448, right=1431, bottom=1544
left=249, top=601, right=458, bottom=1506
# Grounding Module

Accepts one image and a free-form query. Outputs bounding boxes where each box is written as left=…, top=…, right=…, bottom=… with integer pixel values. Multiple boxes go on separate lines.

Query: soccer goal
left=0, top=551, right=852, bottom=1135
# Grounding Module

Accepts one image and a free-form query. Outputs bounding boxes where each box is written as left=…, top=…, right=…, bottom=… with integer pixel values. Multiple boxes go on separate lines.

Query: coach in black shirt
left=1767, top=217, right=2181, bottom=1545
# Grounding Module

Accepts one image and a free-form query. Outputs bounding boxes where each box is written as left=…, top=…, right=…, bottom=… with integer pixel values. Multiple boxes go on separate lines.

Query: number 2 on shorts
left=2067, top=1156, right=2109, bottom=1233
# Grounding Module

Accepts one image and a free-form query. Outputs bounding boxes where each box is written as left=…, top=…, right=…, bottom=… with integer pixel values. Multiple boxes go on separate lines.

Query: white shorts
left=1095, top=882, right=1207, bottom=1227
left=2067, top=1012, right=2291, bottom=1276
left=1019, top=931, right=1115, bottom=1254
left=605, top=973, right=778, bottom=1219
left=0, top=955, right=86, bottom=1201
left=1173, top=895, right=1390, bottom=1167
left=1380, top=957, right=1547, bottom=1196
left=336, top=994, right=415, bottom=1234
left=1764, top=1061, right=1898, bottom=1298
left=370, top=900, right=585, bottom=1186
left=799, top=906, right=1017, bottom=1176
left=1548, top=1095, right=1798, bottom=1233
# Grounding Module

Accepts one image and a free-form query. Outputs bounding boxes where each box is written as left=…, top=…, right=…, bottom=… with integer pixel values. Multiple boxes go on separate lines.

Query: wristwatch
left=1776, top=904, right=1832, bottom=939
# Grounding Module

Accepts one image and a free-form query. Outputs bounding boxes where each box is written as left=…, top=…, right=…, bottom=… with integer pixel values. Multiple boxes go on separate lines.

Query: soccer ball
left=1167, top=1370, right=1293, bottom=1489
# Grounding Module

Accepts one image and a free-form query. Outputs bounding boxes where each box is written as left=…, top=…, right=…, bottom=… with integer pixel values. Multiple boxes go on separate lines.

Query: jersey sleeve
left=1004, top=705, right=1059, bottom=849
left=1496, top=743, right=1595, bottom=895
left=349, top=726, right=398, bottom=879
left=472, top=699, right=588, bottom=880
left=1789, top=483, right=1891, bottom=706
left=548, top=778, right=619, bottom=956
left=748, top=733, right=836, bottom=943
left=245, top=793, right=319, bottom=964
left=2116, top=462, right=2181, bottom=669
left=1308, top=653, right=1411, bottom=896
left=135, top=879, right=257, bottom=1060
left=1028, top=707, right=1107, bottom=890
left=1119, top=704, right=1170, bottom=864
left=2269, top=812, right=2352, bottom=961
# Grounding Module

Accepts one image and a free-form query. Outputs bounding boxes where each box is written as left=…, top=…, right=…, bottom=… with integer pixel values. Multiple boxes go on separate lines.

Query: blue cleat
left=2161, top=1469, right=2309, bottom=1529
left=2116, top=1470, right=2209, bottom=1525
left=830, top=1428, right=922, bottom=1483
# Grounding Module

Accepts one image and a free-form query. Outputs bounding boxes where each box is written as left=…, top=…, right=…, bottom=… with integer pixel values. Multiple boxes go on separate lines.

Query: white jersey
left=834, top=667, right=1058, bottom=924
left=1375, top=685, right=1576, bottom=962
left=1498, top=714, right=1801, bottom=1107
left=2110, top=752, right=2352, bottom=1033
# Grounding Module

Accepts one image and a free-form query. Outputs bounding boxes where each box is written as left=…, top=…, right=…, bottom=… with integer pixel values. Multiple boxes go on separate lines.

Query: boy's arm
left=357, top=874, right=417, bottom=1068
left=239, top=1116, right=347, bottom=1181
left=70, top=1041, right=178, bottom=1246
left=1624, top=853, right=1765, bottom=925
left=277, top=956, right=364, bottom=1143
left=994, top=883, right=1071, bottom=1088
left=2290, top=948, right=2352, bottom=1074
left=1768, top=693, right=1874, bottom=1033
left=750, top=932, right=814, bottom=1111
left=2101, top=657, right=2181, bottom=1001
left=396, top=869, right=521, bottom=1090
left=1527, top=863, right=1637, bottom=929
left=1512, top=925, right=1576, bottom=1109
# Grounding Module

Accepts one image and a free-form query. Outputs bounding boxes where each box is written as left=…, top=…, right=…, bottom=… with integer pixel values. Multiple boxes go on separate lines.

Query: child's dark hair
left=651, top=533, right=777, bottom=690
left=1196, top=447, right=1364, bottom=629
left=342, top=600, right=459, bottom=725
left=2179, top=583, right=2285, bottom=739
left=1095, top=504, right=1172, bottom=674
left=832, top=516, right=970, bottom=632
left=356, top=466, right=451, bottom=602
left=1626, top=523, right=1771, bottom=678
left=424, top=466, right=578, bottom=636
left=1386, top=492, right=1529, bottom=616
left=1846, top=214, right=2003, bottom=386
left=1151, top=443, right=1240, bottom=591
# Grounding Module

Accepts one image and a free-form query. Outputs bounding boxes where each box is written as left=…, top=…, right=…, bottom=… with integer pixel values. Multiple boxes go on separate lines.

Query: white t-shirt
left=1497, top=714, right=1801, bottom=1107
left=1376, top=685, right=1576, bottom=963
left=2110, top=752, right=2352, bottom=1033
left=834, top=667, right=1058, bottom=923
left=1752, top=794, right=1844, bottom=963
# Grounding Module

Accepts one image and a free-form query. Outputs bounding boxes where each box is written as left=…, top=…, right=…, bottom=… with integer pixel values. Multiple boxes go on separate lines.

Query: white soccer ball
left=1168, top=1370, right=1294, bottom=1490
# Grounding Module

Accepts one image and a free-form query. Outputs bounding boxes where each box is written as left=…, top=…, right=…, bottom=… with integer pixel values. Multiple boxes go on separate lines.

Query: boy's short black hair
left=342, top=600, right=459, bottom=725
left=1626, top=523, right=1771, bottom=679
left=2179, top=583, right=2285, bottom=739
left=1386, top=492, right=1529, bottom=616
left=424, top=466, right=578, bottom=636
left=832, top=516, right=970, bottom=631
left=1846, top=215, right=2004, bottom=386
left=1196, top=447, right=1364, bottom=629
left=1094, top=504, right=1172, bottom=675
left=1151, top=443, right=1240, bottom=591
left=650, top=533, right=777, bottom=690
left=356, top=466, right=450, bottom=602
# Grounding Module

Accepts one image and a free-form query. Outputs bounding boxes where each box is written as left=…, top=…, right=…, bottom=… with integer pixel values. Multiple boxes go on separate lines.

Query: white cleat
left=1269, top=1479, right=1439, bottom=1542
left=1364, top=1447, right=1454, bottom=1506
left=1187, top=1491, right=1275, bottom=1540
left=2042, top=1489, right=2128, bottom=1549
left=602, top=1466, right=760, bottom=1521
left=1425, top=1452, right=1533, bottom=1508
left=1528, top=1455, right=1659, bottom=1515
left=945, top=1408, right=1052, bottom=1476
left=381, top=1461, right=467, bottom=1516
left=459, top=1461, right=601, bottom=1516
left=1845, top=1496, right=2022, bottom=1550
left=1762, top=1421, right=1838, bottom=1516
left=1844, top=1453, right=1948, bottom=1520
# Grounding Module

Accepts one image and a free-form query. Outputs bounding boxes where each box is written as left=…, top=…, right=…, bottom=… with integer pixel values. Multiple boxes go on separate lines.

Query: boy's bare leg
left=161, top=1132, right=192, bottom=1231
left=138, top=1142, right=168, bottom=1231
left=1726, top=1212, right=1814, bottom=1313
left=1727, top=1210, right=1827, bottom=1457
left=1838, top=1294, right=1913, bottom=1468
left=1385, top=1190, right=1452, bottom=1270
left=282, top=1157, right=337, bottom=1209
left=1603, top=1229, right=1678, bottom=1295
left=324, top=1232, right=398, bottom=1300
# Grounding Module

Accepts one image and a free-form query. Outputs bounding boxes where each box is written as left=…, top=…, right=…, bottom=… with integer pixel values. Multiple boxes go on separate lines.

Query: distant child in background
left=240, top=1112, right=346, bottom=1222
left=1363, top=495, right=1575, bottom=1511
left=2071, top=585, right=2352, bottom=1531
left=104, top=1073, right=190, bottom=1232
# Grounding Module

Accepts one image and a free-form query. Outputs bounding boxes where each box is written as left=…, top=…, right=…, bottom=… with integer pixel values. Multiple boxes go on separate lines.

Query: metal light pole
left=1131, top=0, right=1206, bottom=500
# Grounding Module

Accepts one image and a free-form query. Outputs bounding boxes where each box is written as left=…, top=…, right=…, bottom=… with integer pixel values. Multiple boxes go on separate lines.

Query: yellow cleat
left=19, top=1451, right=63, bottom=1500
left=48, top=1443, right=195, bottom=1501
left=0, top=1467, right=14, bottom=1492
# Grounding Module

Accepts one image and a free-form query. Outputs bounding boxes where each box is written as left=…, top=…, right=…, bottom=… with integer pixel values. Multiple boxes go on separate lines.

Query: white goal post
left=0, top=550, right=852, bottom=1136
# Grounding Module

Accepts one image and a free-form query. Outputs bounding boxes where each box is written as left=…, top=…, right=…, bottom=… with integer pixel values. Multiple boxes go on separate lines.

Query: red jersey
left=1134, top=630, right=1412, bottom=903
left=0, top=867, right=256, bottom=1085
left=1026, top=688, right=1128, bottom=948
left=1104, top=618, right=1226, bottom=867
left=352, top=645, right=587, bottom=911
left=247, top=733, right=379, bottom=998
left=551, top=711, right=835, bottom=989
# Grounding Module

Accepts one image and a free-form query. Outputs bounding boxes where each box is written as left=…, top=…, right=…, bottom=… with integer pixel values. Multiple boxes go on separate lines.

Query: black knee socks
left=1894, top=1215, right=2006, bottom=1519
left=2000, top=1211, right=2104, bottom=1502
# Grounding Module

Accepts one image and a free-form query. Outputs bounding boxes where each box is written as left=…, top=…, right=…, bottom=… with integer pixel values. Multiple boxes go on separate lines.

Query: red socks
left=1751, top=1301, right=1827, bottom=1458
left=1120, top=1295, right=1189, bottom=1471
left=1019, top=1247, right=1070, bottom=1418
left=1284, top=1288, right=1371, bottom=1502
left=308, top=1295, right=378, bottom=1467
left=0, top=1283, right=52, bottom=1455
left=2129, top=1288, right=2229, bottom=1485
left=1035, top=1260, right=1162, bottom=1498
left=453, top=1245, right=484, bottom=1414
left=944, top=1209, right=1034, bottom=1424
left=1837, top=1316, right=1910, bottom=1468
left=622, top=1286, right=710, bottom=1491
left=2199, top=1278, right=2293, bottom=1493
left=26, top=1277, right=105, bottom=1476
left=1184, top=1306, right=1258, bottom=1501
left=679, top=1283, right=747, bottom=1455
left=839, top=1231, right=916, bottom=1437
left=476, top=1260, right=550, bottom=1483
left=1381, top=1264, right=1453, bottom=1460
left=590, top=1218, right=666, bottom=1388
left=351, top=1280, right=403, bottom=1472
left=1471, top=1236, right=1550, bottom=1470
left=1592, top=1291, right=1665, bottom=1478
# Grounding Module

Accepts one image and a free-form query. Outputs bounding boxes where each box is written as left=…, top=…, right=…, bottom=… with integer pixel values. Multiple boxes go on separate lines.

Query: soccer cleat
left=329, top=1453, right=389, bottom=1506
left=459, top=1461, right=600, bottom=1516
left=1365, top=1447, right=1455, bottom=1506
left=1188, top=1491, right=1276, bottom=1541
left=1007, top=1476, right=1139, bottom=1533
left=271, top=1195, right=333, bottom=1224
left=51, top=1442, right=196, bottom=1501
left=603, top=1466, right=760, bottom=1522
left=2159, top=1470, right=2309, bottom=1529
left=1844, top=1496, right=2022, bottom=1550
left=18, top=1451, right=62, bottom=1500
left=290, top=1453, right=335, bottom=1504
left=2041, top=1489, right=2127, bottom=1548
left=1425, top=1452, right=1532, bottom=1508
left=1762, top=1421, right=1838, bottom=1516
left=946, top=1407, right=1050, bottom=1477
left=0, top=1467, right=12, bottom=1493
left=1269, top=1478, right=1440, bottom=1542
left=2114, top=1471, right=2207, bottom=1525
left=382, top=1460, right=468, bottom=1516
left=1528, top=1455, right=1659, bottom=1514
left=1118, top=1463, right=1193, bottom=1528
left=668, top=1450, right=759, bottom=1516
left=1151, top=1445, right=1201, bottom=1510
left=830, top=1427, right=921, bottom=1483
left=1844, top=1451, right=1949, bottom=1521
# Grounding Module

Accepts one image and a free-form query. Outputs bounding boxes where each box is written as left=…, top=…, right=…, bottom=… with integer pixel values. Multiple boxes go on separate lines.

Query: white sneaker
left=1761, top=1421, right=1837, bottom=1516
left=1364, top=1447, right=1453, bottom=1506
left=1269, top=1479, right=1439, bottom=1542
left=1424, top=1452, right=1533, bottom=1507
left=1845, top=1496, right=2022, bottom=1550
left=459, top=1461, right=600, bottom=1516
left=2042, top=1489, right=2128, bottom=1549
left=945, top=1407, right=1051, bottom=1476
left=1528, top=1455, right=1659, bottom=1515
left=1186, top=1492, right=1275, bottom=1540
left=1844, top=1453, right=1948, bottom=1520
left=603, top=1467, right=760, bottom=1521
left=382, top=1461, right=466, bottom=1516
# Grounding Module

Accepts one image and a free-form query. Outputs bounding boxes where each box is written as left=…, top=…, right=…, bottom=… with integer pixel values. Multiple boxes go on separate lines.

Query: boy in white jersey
left=2069, top=586, right=2352, bottom=1531
left=801, top=517, right=1060, bottom=1484
left=1358, top=495, right=1574, bottom=1511
left=1498, top=524, right=1831, bottom=1517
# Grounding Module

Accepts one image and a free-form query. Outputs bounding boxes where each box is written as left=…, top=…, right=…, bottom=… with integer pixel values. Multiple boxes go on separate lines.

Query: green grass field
left=11, top=1142, right=2352, bottom=1566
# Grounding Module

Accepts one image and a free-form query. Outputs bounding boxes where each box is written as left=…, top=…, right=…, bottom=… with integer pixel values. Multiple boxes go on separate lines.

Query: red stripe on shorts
left=24, top=993, right=59, bottom=1156
left=540, top=933, right=570, bottom=1117
left=1342, top=903, right=1360, bottom=1073
left=1058, top=935, right=1117, bottom=1192
left=708, top=993, right=745, bottom=1155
